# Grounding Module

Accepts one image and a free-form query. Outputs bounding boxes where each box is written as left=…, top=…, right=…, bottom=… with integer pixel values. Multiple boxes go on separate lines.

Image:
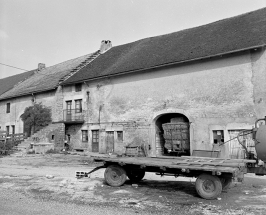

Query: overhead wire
left=0, top=62, right=29, bottom=71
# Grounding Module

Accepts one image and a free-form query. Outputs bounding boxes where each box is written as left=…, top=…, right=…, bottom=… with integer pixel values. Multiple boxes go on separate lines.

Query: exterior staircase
left=13, top=123, right=65, bottom=155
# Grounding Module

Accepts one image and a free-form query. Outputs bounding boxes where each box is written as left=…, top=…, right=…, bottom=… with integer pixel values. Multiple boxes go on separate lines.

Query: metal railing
left=63, top=109, right=85, bottom=123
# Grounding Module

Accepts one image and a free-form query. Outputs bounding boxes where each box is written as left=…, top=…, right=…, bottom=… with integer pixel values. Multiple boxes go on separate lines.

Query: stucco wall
left=62, top=50, right=266, bottom=157
left=251, top=48, right=266, bottom=118
left=0, top=90, right=56, bottom=134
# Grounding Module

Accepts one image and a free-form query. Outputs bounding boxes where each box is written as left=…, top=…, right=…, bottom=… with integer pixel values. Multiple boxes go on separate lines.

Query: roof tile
left=63, top=7, right=266, bottom=85
left=0, top=52, right=95, bottom=100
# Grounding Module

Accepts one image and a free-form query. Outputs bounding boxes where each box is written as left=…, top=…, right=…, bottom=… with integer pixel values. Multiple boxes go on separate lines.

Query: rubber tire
left=221, top=178, right=232, bottom=191
left=127, top=169, right=145, bottom=182
left=104, top=165, right=127, bottom=187
left=195, top=174, right=222, bottom=200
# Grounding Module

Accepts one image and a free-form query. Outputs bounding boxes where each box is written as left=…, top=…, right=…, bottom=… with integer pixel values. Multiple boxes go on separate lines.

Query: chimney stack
left=100, top=40, right=112, bottom=54
left=38, top=63, right=45, bottom=71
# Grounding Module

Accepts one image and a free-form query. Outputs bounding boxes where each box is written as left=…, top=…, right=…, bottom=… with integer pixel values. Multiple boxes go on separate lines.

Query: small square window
left=82, top=130, right=88, bottom=142
left=117, top=131, right=123, bottom=141
left=213, top=130, right=224, bottom=144
left=6, top=103, right=10, bottom=113
left=75, top=83, right=82, bottom=92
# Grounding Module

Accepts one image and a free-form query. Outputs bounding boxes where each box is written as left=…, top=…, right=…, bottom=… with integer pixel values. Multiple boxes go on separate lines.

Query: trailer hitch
left=76, top=165, right=105, bottom=178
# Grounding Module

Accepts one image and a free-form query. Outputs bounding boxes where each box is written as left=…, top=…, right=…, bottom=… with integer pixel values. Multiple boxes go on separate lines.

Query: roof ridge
left=62, top=7, right=266, bottom=85
left=101, top=7, right=266, bottom=51
left=58, top=50, right=101, bottom=85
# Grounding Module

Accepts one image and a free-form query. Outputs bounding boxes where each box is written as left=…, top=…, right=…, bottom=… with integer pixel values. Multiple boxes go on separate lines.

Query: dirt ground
left=0, top=153, right=266, bottom=215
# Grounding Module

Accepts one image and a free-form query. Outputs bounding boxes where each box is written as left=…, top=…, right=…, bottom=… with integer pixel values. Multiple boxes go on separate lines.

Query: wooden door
left=228, top=130, right=255, bottom=159
left=92, top=130, right=99, bottom=152
left=106, top=131, right=114, bottom=153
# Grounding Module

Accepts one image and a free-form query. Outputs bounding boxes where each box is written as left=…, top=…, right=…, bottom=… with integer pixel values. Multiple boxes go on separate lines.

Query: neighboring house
left=0, top=70, right=35, bottom=132
left=61, top=8, right=266, bottom=158
left=0, top=51, right=100, bottom=148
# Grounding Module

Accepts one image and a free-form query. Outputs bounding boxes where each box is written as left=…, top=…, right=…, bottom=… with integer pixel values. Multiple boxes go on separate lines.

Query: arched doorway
left=155, top=113, right=190, bottom=156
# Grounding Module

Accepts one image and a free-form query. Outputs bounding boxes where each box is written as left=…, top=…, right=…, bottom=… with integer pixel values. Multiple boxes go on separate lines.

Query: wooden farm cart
left=76, top=155, right=255, bottom=200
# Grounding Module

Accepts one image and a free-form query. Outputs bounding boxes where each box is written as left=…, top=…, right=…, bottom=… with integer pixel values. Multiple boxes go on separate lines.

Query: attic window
left=213, top=130, right=224, bottom=144
left=75, top=83, right=82, bottom=92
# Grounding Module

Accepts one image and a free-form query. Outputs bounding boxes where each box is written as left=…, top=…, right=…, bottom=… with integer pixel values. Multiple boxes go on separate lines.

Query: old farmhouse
left=0, top=8, right=265, bottom=158
left=0, top=51, right=101, bottom=148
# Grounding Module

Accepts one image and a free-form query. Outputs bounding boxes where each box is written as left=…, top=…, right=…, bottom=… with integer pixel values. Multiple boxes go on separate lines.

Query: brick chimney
left=100, top=40, right=112, bottom=54
left=38, top=63, right=45, bottom=71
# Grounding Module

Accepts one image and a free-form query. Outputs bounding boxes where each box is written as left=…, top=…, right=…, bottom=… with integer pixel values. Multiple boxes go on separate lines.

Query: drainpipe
left=98, top=105, right=103, bottom=124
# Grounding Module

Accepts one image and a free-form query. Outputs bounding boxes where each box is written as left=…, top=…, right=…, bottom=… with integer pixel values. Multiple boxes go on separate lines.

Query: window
left=75, top=83, right=82, bottom=92
left=82, top=130, right=88, bottom=142
left=117, top=131, right=123, bottom=141
left=11, top=125, right=15, bottom=134
left=66, top=101, right=72, bottom=113
left=6, top=103, right=10, bottom=113
left=92, top=130, right=99, bottom=152
left=92, top=130, right=99, bottom=143
left=6, top=126, right=9, bottom=136
left=75, top=99, right=82, bottom=113
left=213, top=130, right=224, bottom=144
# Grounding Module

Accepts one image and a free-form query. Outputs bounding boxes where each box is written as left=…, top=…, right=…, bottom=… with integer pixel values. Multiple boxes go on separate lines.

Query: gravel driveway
left=0, top=153, right=266, bottom=215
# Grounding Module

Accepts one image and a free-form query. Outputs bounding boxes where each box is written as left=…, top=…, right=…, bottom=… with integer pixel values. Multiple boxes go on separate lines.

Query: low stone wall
left=30, top=123, right=65, bottom=150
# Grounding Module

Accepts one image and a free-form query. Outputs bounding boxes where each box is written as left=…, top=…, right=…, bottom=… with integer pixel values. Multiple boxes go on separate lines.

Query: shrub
left=21, top=103, right=52, bottom=136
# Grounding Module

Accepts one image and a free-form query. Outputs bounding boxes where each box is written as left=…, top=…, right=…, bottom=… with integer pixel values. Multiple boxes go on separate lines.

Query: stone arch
left=148, top=109, right=194, bottom=157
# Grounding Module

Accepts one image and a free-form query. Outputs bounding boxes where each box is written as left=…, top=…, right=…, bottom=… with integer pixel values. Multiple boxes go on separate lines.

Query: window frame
left=75, top=99, right=82, bottom=113
left=6, top=103, right=10, bottom=113
left=117, top=131, right=123, bottom=141
left=213, top=130, right=224, bottom=144
left=6, top=126, right=9, bottom=136
left=66, top=100, right=72, bottom=114
left=11, top=125, right=15, bottom=134
left=75, top=83, right=82, bottom=92
left=92, top=130, right=99, bottom=143
left=82, top=130, right=88, bottom=142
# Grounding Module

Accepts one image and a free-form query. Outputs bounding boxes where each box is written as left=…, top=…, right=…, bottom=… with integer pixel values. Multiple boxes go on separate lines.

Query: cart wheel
left=221, top=178, right=232, bottom=191
left=104, top=165, right=127, bottom=187
left=195, top=174, right=222, bottom=199
left=127, top=169, right=145, bottom=182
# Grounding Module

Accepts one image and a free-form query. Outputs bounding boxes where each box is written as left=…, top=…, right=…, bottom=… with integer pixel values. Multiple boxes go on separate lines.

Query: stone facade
left=0, top=90, right=56, bottom=134
left=61, top=48, right=266, bottom=157
left=29, top=122, right=65, bottom=149
left=0, top=88, right=66, bottom=150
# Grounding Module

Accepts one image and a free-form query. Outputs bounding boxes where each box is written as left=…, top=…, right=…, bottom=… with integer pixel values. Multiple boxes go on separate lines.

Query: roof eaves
left=62, top=44, right=266, bottom=86
left=0, top=87, right=57, bottom=101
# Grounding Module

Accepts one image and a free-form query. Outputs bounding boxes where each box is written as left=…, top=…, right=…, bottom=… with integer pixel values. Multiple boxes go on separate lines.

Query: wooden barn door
left=228, top=130, right=255, bottom=159
left=106, top=131, right=114, bottom=154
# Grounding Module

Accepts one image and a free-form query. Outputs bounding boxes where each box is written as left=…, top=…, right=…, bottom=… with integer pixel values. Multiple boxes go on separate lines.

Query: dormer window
left=75, top=83, right=82, bottom=92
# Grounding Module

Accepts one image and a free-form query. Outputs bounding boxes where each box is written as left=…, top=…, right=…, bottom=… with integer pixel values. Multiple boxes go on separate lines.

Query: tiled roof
left=0, top=52, right=97, bottom=100
left=63, top=7, right=266, bottom=85
left=0, top=71, right=35, bottom=96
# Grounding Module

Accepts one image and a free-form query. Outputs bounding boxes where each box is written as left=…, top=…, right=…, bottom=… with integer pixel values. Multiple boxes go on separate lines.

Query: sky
left=0, top=0, right=266, bottom=79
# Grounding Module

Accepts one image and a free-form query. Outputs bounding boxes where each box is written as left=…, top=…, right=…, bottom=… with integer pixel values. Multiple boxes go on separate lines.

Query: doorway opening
left=155, top=113, right=190, bottom=156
